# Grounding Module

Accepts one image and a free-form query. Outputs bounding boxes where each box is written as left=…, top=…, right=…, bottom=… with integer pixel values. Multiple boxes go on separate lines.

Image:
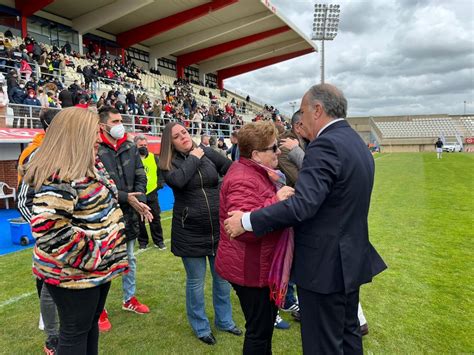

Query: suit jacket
left=251, top=120, right=386, bottom=294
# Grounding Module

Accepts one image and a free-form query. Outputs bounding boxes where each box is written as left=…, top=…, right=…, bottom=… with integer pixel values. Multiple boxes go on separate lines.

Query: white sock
left=358, top=303, right=367, bottom=326
left=38, top=313, right=44, bottom=331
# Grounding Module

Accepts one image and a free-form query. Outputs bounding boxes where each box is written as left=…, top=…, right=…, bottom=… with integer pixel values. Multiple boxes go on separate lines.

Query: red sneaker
left=98, top=309, right=112, bottom=332
left=122, top=296, right=150, bottom=314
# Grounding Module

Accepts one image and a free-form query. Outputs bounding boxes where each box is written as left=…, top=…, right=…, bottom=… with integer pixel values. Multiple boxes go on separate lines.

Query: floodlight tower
left=312, top=4, right=341, bottom=84
left=289, top=101, right=297, bottom=114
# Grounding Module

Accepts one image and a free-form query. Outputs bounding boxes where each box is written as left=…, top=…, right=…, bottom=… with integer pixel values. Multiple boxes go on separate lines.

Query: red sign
left=0, top=128, right=42, bottom=143
left=0, top=128, right=161, bottom=145
left=465, top=137, right=474, bottom=144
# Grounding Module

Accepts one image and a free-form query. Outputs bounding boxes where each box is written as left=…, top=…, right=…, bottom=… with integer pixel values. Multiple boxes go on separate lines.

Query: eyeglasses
left=258, top=143, right=279, bottom=153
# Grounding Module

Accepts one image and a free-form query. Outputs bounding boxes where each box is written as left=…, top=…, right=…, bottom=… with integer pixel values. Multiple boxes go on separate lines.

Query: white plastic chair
left=0, top=182, right=16, bottom=209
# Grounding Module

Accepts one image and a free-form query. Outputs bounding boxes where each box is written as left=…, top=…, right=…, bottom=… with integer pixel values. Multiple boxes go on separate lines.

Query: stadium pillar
left=77, top=33, right=83, bottom=55
left=16, top=0, right=55, bottom=38
left=116, top=0, right=238, bottom=49
left=121, top=48, right=126, bottom=65
left=20, top=16, right=27, bottom=38
left=176, top=64, right=185, bottom=79
left=176, top=26, right=290, bottom=68
left=199, top=72, right=206, bottom=86
left=217, top=75, right=224, bottom=90
left=217, top=48, right=314, bottom=81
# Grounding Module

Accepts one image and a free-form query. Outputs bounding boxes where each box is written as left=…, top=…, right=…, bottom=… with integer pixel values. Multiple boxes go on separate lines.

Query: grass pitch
left=0, top=152, right=472, bottom=354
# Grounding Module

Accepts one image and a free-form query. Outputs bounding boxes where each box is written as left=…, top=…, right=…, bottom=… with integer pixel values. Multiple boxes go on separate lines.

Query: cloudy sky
left=225, top=0, right=474, bottom=117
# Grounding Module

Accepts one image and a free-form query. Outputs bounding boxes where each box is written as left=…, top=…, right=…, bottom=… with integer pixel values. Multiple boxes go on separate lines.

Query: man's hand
left=190, top=147, right=204, bottom=159
left=224, top=211, right=245, bottom=238
left=280, top=138, right=299, bottom=151
left=139, top=206, right=154, bottom=223
left=127, top=192, right=153, bottom=222
left=276, top=186, right=295, bottom=201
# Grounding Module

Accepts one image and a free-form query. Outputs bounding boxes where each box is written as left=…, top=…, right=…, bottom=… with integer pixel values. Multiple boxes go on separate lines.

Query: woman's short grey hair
left=307, top=84, right=347, bottom=119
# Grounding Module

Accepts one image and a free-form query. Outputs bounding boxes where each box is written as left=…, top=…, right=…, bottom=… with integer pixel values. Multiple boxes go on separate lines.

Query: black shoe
left=291, top=310, right=301, bottom=322
left=360, top=323, right=369, bottom=336
left=224, top=326, right=243, bottom=336
left=138, top=245, right=147, bottom=250
left=199, top=333, right=216, bottom=345
left=155, top=242, right=167, bottom=250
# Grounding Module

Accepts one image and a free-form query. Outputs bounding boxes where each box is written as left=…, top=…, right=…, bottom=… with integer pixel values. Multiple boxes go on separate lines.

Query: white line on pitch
left=0, top=237, right=172, bottom=308
left=0, top=292, right=35, bottom=308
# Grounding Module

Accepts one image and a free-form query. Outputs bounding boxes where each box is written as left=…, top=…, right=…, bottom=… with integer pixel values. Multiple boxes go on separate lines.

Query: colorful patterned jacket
left=31, top=160, right=128, bottom=289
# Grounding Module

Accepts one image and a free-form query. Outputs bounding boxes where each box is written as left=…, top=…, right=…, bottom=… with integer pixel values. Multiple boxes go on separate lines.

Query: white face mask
left=108, top=123, right=125, bottom=140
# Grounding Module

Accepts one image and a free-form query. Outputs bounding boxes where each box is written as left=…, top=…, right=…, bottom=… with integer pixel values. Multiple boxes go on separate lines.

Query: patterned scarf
left=256, top=162, right=287, bottom=190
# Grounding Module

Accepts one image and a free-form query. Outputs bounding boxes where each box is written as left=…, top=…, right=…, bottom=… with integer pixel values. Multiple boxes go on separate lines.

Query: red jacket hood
left=100, top=131, right=128, bottom=151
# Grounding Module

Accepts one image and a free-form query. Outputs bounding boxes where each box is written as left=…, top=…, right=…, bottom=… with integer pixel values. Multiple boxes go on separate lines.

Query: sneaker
left=122, top=296, right=150, bottom=314
left=43, top=337, right=58, bottom=355
left=98, top=309, right=112, bottom=332
left=281, top=301, right=300, bottom=313
left=155, top=242, right=167, bottom=250
left=291, top=310, right=301, bottom=322
left=274, top=314, right=290, bottom=330
left=138, top=245, right=147, bottom=250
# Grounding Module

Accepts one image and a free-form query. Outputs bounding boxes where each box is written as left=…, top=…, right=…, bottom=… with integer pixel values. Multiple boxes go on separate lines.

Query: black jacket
left=98, top=135, right=147, bottom=241
left=162, top=147, right=231, bottom=257
left=58, top=89, right=74, bottom=108
left=251, top=120, right=387, bottom=294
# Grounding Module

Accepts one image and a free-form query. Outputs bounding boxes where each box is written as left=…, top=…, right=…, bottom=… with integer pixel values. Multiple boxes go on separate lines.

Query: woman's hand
left=190, top=147, right=204, bottom=159
left=276, top=186, right=295, bottom=201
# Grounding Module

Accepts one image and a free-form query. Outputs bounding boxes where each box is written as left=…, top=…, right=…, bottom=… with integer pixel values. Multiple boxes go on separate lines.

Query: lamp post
left=289, top=101, right=297, bottom=114
left=464, top=100, right=473, bottom=115
left=312, top=4, right=341, bottom=84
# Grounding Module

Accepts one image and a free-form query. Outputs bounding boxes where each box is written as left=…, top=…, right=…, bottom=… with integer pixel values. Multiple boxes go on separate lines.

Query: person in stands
left=159, top=122, right=241, bottom=345
left=22, top=107, right=129, bottom=355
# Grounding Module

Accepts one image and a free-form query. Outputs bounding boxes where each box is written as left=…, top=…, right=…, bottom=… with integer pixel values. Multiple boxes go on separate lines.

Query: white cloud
left=226, top=0, right=474, bottom=117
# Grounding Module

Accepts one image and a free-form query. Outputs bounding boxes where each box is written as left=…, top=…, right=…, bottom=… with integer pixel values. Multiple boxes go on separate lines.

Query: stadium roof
left=8, top=0, right=317, bottom=83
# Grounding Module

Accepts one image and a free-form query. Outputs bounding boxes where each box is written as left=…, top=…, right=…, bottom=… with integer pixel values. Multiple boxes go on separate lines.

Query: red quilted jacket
left=215, top=158, right=284, bottom=287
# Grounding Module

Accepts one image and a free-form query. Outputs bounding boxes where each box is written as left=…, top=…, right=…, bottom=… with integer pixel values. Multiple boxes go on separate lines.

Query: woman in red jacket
left=215, top=121, right=294, bottom=354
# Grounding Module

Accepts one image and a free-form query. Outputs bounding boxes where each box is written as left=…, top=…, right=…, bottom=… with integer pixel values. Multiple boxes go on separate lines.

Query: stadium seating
left=374, top=117, right=467, bottom=138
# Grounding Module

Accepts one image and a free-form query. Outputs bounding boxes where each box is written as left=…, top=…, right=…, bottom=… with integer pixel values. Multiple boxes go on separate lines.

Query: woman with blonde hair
left=159, top=122, right=241, bottom=345
left=22, top=107, right=129, bottom=355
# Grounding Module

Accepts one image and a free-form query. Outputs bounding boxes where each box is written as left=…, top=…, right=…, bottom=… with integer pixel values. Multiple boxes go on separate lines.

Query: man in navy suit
left=224, top=83, right=386, bottom=354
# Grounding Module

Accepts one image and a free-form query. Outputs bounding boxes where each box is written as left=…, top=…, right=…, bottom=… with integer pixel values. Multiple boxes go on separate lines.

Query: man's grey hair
left=291, top=110, right=302, bottom=126
left=307, top=84, right=347, bottom=119
left=133, top=134, right=147, bottom=143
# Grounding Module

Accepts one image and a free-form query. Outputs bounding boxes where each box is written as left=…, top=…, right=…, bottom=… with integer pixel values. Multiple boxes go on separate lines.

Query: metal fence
left=1, top=103, right=240, bottom=137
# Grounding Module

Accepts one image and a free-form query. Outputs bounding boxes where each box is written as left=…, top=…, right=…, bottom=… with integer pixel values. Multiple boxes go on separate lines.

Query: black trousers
left=297, top=286, right=362, bottom=355
left=232, top=284, right=278, bottom=355
left=46, top=282, right=111, bottom=355
left=138, top=191, right=163, bottom=247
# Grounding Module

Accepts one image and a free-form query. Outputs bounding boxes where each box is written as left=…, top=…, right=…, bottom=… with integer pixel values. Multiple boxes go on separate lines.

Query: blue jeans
left=284, top=282, right=298, bottom=307
left=181, top=256, right=235, bottom=338
left=122, top=240, right=136, bottom=302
